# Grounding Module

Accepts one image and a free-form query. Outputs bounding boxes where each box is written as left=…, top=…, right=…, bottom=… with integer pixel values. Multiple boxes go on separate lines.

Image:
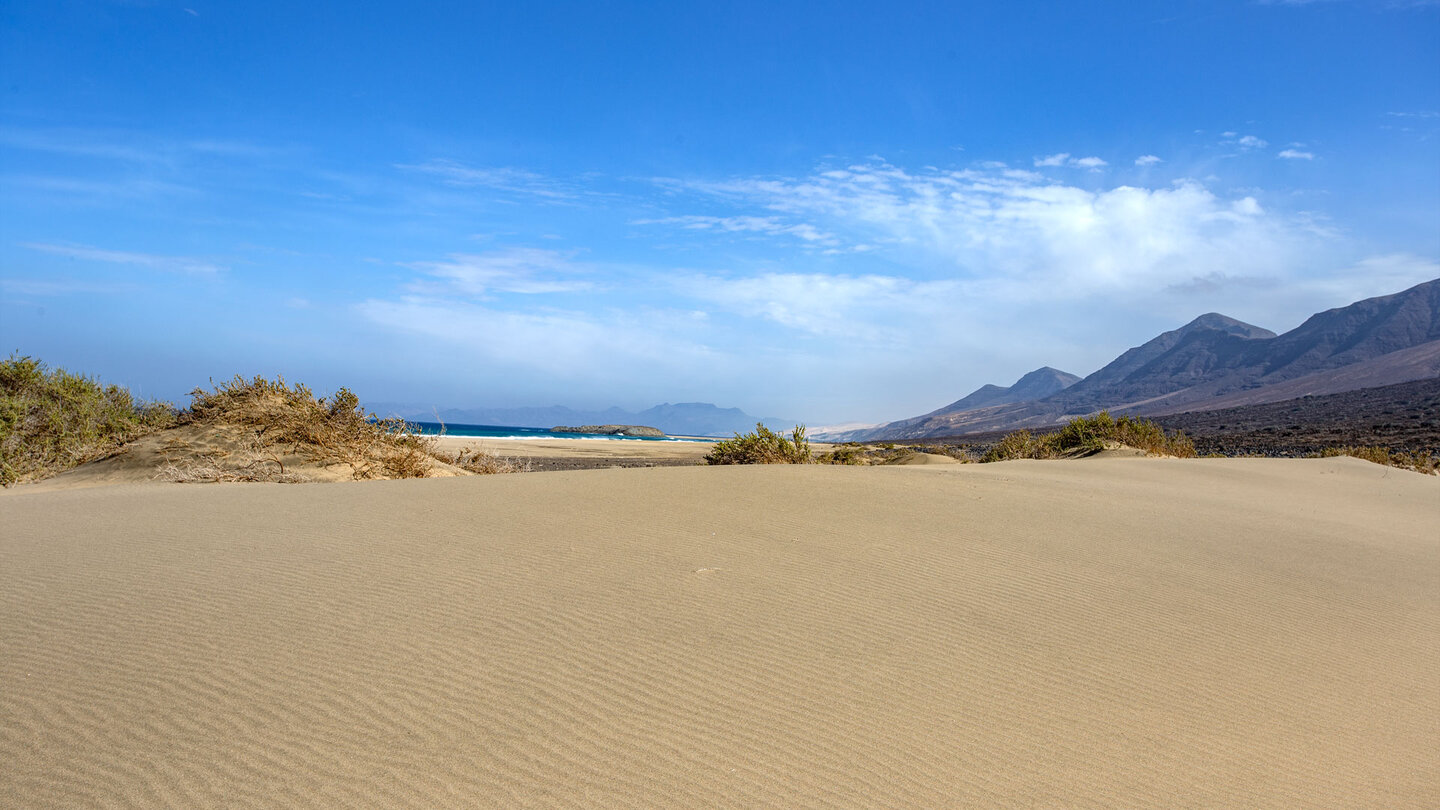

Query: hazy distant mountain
left=370, top=401, right=790, bottom=438
left=850, top=278, right=1440, bottom=440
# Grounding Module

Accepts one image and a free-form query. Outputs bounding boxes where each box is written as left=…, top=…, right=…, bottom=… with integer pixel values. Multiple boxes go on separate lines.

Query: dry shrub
left=441, top=446, right=532, bottom=474
left=1, top=354, right=176, bottom=485
left=705, top=424, right=812, bottom=465
left=157, top=457, right=309, bottom=484
left=185, top=375, right=441, bottom=480
left=1313, top=445, right=1438, bottom=475
left=982, top=412, right=1195, bottom=462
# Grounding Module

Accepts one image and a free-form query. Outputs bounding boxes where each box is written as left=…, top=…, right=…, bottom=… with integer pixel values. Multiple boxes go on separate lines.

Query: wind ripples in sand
left=1, top=458, right=1437, bottom=808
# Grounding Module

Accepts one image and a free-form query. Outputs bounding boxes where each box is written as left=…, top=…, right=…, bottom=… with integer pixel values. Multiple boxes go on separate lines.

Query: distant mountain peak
left=934, top=366, right=1080, bottom=415
left=1180, top=313, right=1276, bottom=340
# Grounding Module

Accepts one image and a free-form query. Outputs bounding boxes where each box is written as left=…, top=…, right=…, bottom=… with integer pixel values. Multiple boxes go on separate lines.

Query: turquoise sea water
left=405, top=421, right=714, bottom=443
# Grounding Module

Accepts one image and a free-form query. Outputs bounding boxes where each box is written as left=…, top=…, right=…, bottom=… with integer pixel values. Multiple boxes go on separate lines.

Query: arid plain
left=2, top=450, right=1437, bottom=808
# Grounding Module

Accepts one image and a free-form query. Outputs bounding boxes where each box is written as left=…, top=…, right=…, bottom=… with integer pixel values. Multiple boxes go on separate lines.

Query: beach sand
left=432, top=435, right=717, bottom=471
left=2, top=456, right=1437, bottom=807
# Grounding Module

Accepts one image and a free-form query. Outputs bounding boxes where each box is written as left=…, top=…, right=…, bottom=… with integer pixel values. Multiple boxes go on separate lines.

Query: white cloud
left=357, top=296, right=723, bottom=385
left=1034, top=153, right=1107, bottom=170
left=1237, top=134, right=1268, bottom=149
left=403, top=248, right=593, bottom=296
left=1135, top=155, right=1163, bottom=166
left=1278, top=148, right=1315, bottom=159
left=631, top=215, right=838, bottom=244
left=679, top=272, right=959, bottom=341
left=672, top=161, right=1319, bottom=300
left=397, top=160, right=579, bottom=201
left=20, top=242, right=223, bottom=275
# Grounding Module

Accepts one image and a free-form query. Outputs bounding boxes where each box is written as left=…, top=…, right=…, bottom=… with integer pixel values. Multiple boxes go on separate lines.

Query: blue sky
left=2, top=0, right=1437, bottom=425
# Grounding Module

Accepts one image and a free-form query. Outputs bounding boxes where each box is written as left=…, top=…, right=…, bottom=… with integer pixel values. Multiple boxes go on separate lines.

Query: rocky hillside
left=848, top=278, right=1440, bottom=440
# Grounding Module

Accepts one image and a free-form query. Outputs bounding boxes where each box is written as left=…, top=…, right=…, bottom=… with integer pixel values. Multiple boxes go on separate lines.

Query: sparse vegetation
left=705, top=424, right=812, bottom=464
left=981, top=411, right=1197, bottom=462
left=182, top=375, right=440, bottom=480
left=815, top=442, right=867, bottom=465
left=444, top=445, right=533, bottom=474
left=1, top=355, right=176, bottom=485
left=1310, top=445, right=1437, bottom=475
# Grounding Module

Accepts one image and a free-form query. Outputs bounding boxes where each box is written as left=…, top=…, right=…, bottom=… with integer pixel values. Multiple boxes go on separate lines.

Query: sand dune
left=2, top=458, right=1437, bottom=807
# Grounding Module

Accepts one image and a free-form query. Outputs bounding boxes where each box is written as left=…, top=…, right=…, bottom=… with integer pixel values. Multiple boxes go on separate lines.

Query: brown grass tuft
left=184, top=376, right=441, bottom=480
left=439, top=446, right=533, bottom=474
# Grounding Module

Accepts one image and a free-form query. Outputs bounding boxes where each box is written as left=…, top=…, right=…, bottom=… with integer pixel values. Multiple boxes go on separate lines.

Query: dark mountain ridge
left=936, top=367, right=1081, bottom=413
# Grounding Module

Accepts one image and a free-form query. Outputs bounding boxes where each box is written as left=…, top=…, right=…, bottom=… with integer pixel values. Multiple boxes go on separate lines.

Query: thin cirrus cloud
left=1278, top=148, right=1315, bottom=159
left=630, top=215, right=838, bottom=245
left=396, top=159, right=582, bottom=201
left=19, top=242, right=224, bottom=275
left=1033, top=153, right=1109, bottom=169
left=402, top=247, right=595, bottom=297
left=356, top=295, right=725, bottom=390
left=677, top=271, right=958, bottom=342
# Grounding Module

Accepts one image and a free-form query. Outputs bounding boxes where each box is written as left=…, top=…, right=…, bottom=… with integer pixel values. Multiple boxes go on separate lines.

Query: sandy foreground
left=1, top=457, right=1437, bottom=808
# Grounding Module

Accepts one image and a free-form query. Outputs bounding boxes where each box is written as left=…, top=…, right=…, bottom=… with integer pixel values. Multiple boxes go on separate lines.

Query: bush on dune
left=981, top=411, right=1196, bottom=462
left=1311, top=445, right=1437, bottom=475
left=184, top=375, right=444, bottom=479
left=0, top=355, right=176, bottom=486
left=705, top=424, right=813, bottom=464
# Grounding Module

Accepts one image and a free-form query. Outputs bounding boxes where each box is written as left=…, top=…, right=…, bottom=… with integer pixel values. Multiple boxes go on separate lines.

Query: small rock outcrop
left=551, top=424, right=666, bottom=437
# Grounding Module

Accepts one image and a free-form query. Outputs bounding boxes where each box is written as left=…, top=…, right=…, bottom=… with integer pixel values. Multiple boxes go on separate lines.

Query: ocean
left=404, top=421, right=714, bottom=443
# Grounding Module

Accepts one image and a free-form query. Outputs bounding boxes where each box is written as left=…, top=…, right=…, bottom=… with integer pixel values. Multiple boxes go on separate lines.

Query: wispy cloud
left=666, top=160, right=1305, bottom=300
left=631, top=215, right=838, bottom=245
left=1034, top=153, right=1108, bottom=170
left=403, top=247, right=594, bottom=296
left=679, top=272, right=957, bottom=341
left=1135, top=155, right=1163, bottom=166
left=0, top=127, right=279, bottom=165
left=1221, top=132, right=1270, bottom=150
left=357, top=296, right=723, bottom=385
left=1278, top=148, right=1315, bottom=159
left=0, top=277, right=137, bottom=297
left=397, top=160, right=581, bottom=201
left=19, top=242, right=224, bottom=275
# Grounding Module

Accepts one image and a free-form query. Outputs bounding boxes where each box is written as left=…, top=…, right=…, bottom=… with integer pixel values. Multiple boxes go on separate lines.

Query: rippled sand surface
left=2, top=457, right=1436, bottom=808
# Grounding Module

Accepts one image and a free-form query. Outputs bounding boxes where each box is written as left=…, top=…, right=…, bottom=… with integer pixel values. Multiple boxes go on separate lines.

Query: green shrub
left=816, top=442, right=866, bottom=465
left=0, top=354, right=176, bottom=485
left=705, top=424, right=812, bottom=465
left=981, top=411, right=1196, bottom=462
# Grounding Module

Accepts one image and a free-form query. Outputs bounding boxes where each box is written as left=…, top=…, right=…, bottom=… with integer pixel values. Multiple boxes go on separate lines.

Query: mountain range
left=821, top=277, right=1440, bottom=441
left=370, top=401, right=790, bottom=438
